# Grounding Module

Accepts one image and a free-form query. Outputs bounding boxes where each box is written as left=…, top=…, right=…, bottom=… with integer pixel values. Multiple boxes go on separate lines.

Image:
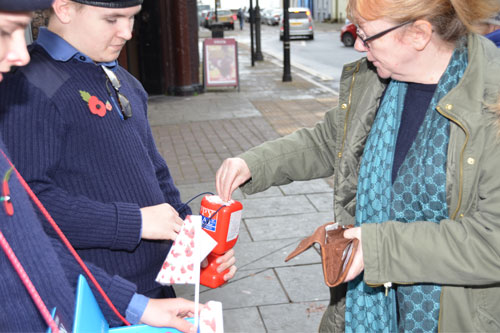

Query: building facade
left=314, top=0, right=332, bottom=21
left=290, top=0, right=347, bottom=22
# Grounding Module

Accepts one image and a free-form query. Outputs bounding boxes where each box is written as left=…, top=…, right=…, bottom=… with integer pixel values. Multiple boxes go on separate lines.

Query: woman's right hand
left=215, top=157, right=251, bottom=202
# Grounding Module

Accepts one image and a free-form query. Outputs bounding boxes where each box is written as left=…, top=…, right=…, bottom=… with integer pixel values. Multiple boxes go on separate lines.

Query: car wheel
left=342, top=32, right=355, bottom=47
left=309, top=34, right=314, bottom=40
left=280, top=35, right=283, bottom=41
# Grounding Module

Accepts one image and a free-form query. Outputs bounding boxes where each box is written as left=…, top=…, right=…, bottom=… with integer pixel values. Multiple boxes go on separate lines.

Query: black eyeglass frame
left=101, top=65, right=132, bottom=120
left=356, top=21, right=413, bottom=49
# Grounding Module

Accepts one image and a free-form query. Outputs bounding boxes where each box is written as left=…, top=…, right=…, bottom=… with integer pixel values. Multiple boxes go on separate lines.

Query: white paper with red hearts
left=156, top=215, right=216, bottom=285
left=200, top=301, right=224, bottom=333
left=155, top=215, right=223, bottom=333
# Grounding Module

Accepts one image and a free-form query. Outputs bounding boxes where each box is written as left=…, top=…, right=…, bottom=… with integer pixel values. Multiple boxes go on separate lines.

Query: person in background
left=237, top=7, right=244, bottom=30
left=0, top=0, right=202, bottom=332
left=0, top=0, right=236, bottom=306
left=215, top=0, right=500, bottom=331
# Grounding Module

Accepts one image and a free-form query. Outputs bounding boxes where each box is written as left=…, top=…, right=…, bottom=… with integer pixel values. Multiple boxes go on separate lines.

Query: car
left=279, top=7, right=314, bottom=41
left=244, top=7, right=251, bottom=22
left=206, top=9, right=235, bottom=30
left=265, top=8, right=282, bottom=25
left=341, top=22, right=357, bottom=46
left=261, top=8, right=272, bottom=25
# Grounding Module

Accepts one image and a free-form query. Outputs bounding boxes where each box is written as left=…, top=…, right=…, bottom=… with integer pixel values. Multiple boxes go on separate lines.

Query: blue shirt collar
left=35, top=27, right=118, bottom=69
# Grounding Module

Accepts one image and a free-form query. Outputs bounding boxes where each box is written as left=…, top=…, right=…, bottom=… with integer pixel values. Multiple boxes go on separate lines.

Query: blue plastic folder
left=48, top=275, right=194, bottom=333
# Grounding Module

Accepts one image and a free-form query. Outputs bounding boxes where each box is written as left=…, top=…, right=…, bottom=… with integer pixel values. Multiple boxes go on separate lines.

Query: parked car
left=279, top=7, right=314, bottom=40
left=265, top=8, right=282, bottom=25
left=341, top=22, right=357, bottom=46
left=261, top=8, right=272, bottom=25
left=206, top=9, right=235, bottom=30
left=244, top=7, right=251, bottom=22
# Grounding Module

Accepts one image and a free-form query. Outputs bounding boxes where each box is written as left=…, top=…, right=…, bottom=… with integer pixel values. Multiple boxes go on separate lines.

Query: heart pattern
left=200, top=301, right=223, bottom=333
left=156, top=215, right=217, bottom=285
left=156, top=215, right=199, bottom=284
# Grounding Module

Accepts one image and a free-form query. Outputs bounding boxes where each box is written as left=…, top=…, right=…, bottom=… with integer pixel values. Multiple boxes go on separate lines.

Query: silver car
left=279, top=7, right=314, bottom=40
left=266, top=8, right=282, bottom=25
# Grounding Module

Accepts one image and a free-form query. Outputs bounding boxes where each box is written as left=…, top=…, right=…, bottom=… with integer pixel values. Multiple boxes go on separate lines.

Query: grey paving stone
left=176, top=182, right=216, bottom=213
left=306, top=192, right=334, bottom=213
left=236, top=221, right=252, bottom=243
left=245, top=212, right=333, bottom=241
left=148, top=95, right=261, bottom=125
left=279, top=179, right=333, bottom=195
left=260, top=301, right=329, bottom=333
left=233, top=238, right=321, bottom=271
left=223, top=307, right=266, bottom=333
left=177, top=268, right=289, bottom=309
left=240, top=195, right=317, bottom=219
left=275, top=264, right=330, bottom=302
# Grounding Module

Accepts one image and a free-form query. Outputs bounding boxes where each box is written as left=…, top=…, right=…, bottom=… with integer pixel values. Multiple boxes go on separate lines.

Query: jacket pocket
left=473, top=287, right=500, bottom=332
left=475, top=308, right=500, bottom=332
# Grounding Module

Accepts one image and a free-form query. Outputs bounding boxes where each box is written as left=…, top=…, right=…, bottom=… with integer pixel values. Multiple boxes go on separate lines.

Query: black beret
left=0, top=0, right=54, bottom=11
left=71, top=0, right=143, bottom=8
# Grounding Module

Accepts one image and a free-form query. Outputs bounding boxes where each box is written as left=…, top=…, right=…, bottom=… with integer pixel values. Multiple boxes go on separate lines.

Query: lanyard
left=0, top=230, right=60, bottom=333
left=0, top=150, right=131, bottom=328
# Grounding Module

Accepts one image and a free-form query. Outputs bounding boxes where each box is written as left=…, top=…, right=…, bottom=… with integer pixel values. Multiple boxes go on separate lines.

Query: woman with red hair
left=216, top=0, right=500, bottom=331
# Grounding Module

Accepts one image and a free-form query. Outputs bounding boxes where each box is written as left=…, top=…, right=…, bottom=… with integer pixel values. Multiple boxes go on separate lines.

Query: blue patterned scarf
left=345, top=44, right=468, bottom=332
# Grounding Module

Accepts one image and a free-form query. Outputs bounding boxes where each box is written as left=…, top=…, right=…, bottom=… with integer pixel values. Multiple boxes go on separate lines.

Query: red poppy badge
left=79, top=90, right=112, bottom=117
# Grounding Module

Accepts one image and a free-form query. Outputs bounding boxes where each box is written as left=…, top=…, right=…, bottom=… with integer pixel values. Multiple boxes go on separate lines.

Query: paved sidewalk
left=148, top=28, right=339, bottom=333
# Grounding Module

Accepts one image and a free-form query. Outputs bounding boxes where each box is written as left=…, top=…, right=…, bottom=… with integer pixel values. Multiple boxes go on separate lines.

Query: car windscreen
left=289, top=12, right=308, bottom=19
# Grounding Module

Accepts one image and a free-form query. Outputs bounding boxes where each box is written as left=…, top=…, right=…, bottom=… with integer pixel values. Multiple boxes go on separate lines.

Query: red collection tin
left=199, top=195, right=242, bottom=288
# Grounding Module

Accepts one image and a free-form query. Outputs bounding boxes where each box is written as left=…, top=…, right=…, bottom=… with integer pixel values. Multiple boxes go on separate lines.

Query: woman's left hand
left=343, top=227, right=364, bottom=281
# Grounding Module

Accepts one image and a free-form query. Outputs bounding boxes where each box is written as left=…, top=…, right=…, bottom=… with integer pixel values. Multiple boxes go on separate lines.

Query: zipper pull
left=384, top=282, right=392, bottom=296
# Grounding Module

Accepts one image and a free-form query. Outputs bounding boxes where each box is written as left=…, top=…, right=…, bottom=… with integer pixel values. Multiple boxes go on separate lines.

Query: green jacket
left=239, top=33, right=500, bottom=332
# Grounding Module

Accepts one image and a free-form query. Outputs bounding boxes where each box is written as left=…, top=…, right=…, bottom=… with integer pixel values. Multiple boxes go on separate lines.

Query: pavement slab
left=245, top=211, right=333, bottom=241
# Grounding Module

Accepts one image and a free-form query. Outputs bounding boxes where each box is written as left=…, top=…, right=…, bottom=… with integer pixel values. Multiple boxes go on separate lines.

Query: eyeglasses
left=356, top=21, right=413, bottom=49
left=101, top=65, right=132, bottom=120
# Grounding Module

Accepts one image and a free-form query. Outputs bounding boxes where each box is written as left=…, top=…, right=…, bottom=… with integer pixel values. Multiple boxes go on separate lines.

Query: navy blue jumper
left=0, top=140, right=137, bottom=331
left=0, top=39, right=190, bottom=298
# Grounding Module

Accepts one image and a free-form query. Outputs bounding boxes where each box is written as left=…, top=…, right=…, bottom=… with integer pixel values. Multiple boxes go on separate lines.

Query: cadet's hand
left=216, top=157, right=251, bottom=202
left=201, top=248, right=237, bottom=281
left=343, top=227, right=364, bottom=282
left=140, top=203, right=183, bottom=241
left=140, top=297, right=204, bottom=333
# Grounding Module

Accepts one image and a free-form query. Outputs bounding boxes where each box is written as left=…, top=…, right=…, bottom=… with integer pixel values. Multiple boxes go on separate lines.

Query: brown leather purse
left=285, top=222, right=358, bottom=287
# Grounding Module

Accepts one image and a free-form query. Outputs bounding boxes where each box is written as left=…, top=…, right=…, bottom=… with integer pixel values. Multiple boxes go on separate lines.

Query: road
left=213, top=21, right=364, bottom=91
